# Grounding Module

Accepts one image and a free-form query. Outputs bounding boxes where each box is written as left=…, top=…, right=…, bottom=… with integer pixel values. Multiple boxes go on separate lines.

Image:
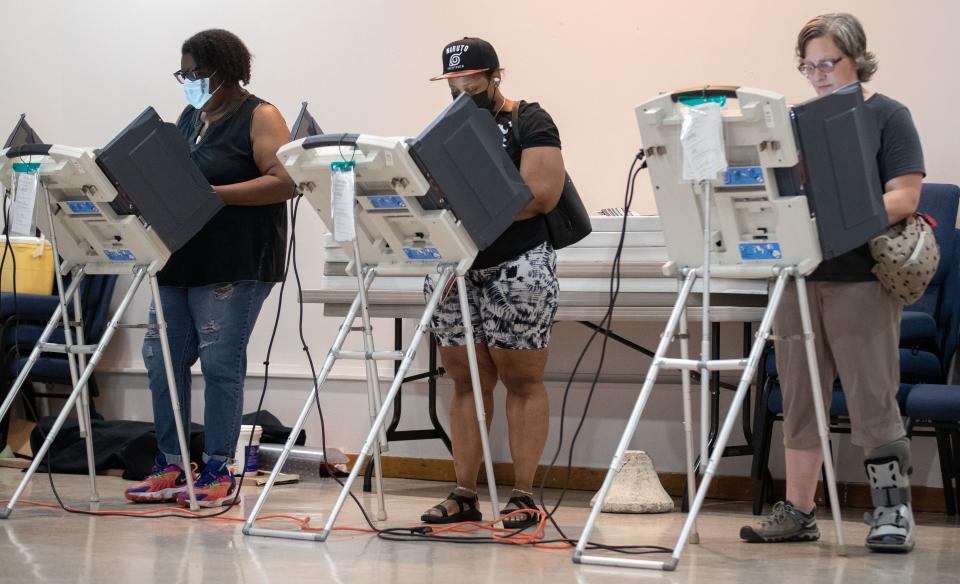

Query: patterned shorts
left=424, top=242, right=559, bottom=350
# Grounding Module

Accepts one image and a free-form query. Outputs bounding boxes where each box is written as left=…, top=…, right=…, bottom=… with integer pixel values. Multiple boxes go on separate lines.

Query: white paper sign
left=10, top=171, right=39, bottom=236
left=330, top=167, right=356, bottom=242
left=680, top=102, right=728, bottom=182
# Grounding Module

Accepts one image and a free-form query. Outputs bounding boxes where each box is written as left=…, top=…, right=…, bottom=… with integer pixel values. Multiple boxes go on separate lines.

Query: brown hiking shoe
left=740, top=500, right=820, bottom=543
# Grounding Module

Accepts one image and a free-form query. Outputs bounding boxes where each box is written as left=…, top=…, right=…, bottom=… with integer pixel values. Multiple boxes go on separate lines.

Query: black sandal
left=500, top=494, right=541, bottom=529
left=420, top=490, right=483, bottom=524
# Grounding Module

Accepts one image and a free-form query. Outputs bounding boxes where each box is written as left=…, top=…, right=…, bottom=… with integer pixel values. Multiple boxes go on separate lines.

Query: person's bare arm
left=883, top=173, right=923, bottom=224
left=214, top=103, right=296, bottom=205
left=515, top=146, right=565, bottom=221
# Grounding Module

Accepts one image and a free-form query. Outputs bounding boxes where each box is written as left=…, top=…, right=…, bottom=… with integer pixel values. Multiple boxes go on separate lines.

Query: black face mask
left=469, top=89, right=495, bottom=111
left=451, top=88, right=495, bottom=112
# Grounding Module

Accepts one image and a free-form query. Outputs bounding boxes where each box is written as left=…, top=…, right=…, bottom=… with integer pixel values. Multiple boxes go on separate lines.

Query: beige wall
left=3, top=1, right=956, bottom=213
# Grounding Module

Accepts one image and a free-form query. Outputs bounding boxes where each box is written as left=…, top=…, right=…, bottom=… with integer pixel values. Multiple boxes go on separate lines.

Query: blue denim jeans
left=142, top=281, right=273, bottom=464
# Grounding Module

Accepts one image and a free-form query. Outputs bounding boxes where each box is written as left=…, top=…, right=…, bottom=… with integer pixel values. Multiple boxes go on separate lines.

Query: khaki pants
left=773, top=280, right=904, bottom=450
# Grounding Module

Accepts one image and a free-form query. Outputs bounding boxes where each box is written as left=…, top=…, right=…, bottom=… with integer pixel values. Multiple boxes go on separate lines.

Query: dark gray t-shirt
left=810, top=93, right=926, bottom=281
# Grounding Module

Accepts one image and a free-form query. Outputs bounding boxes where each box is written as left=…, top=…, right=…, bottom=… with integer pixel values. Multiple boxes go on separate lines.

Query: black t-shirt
left=158, top=94, right=287, bottom=287
left=809, top=93, right=926, bottom=281
left=470, top=101, right=562, bottom=269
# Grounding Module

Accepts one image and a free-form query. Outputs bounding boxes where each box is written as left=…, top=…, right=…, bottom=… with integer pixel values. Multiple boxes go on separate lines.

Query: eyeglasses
left=173, top=67, right=204, bottom=84
left=797, top=57, right=845, bottom=77
left=448, top=72, right=494, bottom=90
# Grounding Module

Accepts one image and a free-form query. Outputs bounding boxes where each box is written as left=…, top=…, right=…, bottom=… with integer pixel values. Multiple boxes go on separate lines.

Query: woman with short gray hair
left=740, top=13, right=925, bottom=553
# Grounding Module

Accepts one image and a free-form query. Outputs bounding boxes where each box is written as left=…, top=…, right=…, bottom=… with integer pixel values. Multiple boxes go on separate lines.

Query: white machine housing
left=636, top=87, right=822, bottom=278
left=0, top=145, right=171, bottom=274
left=278, top=135, right=478, bottom=276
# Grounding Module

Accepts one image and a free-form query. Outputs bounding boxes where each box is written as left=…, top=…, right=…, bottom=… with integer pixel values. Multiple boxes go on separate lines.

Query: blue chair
left=751, top=183, right=960, bottom=515
left=901, top=185, right=960, bottom=514
left=904, top=384, right=960, bottom=514
left=0, top=274, right=117, bottom=446
left=900, top=183, right=960, bottom=384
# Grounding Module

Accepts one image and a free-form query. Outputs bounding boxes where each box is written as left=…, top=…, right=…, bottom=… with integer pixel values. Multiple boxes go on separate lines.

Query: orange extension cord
left=1, top=499, right=566, bottom=548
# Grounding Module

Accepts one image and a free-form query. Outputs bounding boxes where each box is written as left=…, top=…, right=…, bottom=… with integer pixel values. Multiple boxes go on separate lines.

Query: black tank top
left=158, top=93, right=287, bottom=286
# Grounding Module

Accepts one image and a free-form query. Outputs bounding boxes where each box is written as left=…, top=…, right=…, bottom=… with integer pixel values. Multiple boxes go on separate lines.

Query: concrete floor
left=0, top=468, right=957, bottom=583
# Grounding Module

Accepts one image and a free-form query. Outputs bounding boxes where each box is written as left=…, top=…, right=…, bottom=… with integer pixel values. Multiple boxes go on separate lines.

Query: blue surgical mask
left=183, top=75, right=221, bottom=110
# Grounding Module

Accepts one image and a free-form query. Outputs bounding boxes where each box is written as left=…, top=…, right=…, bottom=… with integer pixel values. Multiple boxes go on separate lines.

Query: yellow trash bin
left=0, top=236, right=55, bottom=295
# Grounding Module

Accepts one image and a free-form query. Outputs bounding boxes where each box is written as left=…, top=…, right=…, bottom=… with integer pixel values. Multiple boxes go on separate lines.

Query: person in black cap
left=421, top=37, right=565, bottom=528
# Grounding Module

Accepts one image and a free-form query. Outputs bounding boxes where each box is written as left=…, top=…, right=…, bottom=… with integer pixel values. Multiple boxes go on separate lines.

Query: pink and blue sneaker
left=124, top=454, right=191, bottom=503
left=176, top=459, right=236, bottom=508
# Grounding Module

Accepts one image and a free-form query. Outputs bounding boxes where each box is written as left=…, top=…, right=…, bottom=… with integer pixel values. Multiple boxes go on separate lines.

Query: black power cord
left=287, top=192, right=385, bottom=533
left=1, top=182, right=23, bottom=355
left=2, top=178, right=26, bottom=443
left=530, top=150, right=673, bottom=554
left=537, top=151, right=645, bottom=518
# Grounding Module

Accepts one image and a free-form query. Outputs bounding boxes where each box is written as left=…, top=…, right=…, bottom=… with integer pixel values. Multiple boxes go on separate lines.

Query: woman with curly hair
left=124, top=29, right=295, bottom=507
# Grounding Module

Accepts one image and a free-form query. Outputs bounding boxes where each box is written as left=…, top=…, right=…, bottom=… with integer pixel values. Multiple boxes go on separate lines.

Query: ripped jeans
left=142, top=281, right=273, bottom=464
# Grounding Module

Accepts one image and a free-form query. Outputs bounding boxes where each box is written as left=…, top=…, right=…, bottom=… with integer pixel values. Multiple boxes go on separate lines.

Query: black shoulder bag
left=511, top=101, right=591, bottom=249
